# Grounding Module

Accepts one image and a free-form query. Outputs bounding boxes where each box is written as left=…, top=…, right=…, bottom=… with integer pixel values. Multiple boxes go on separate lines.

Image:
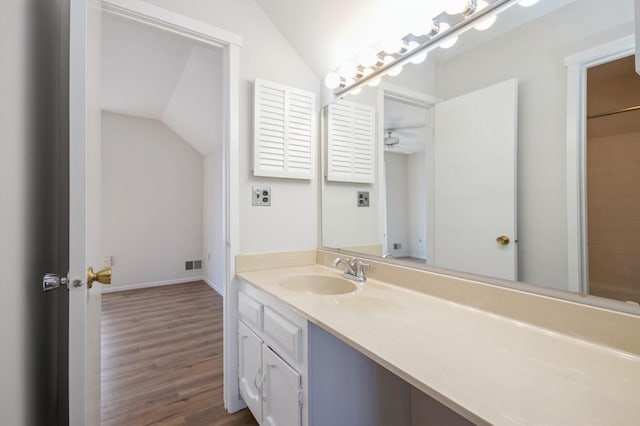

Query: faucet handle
left=355, top=260, right=369, bottom=277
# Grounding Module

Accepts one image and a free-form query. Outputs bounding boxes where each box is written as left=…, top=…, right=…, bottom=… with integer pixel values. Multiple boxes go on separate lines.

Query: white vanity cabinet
left=262, top=345, right=302, bottom=425
left=237, top=281, right=307, bottom=426
left=238, top=277, right=470, bottom=426
left=238, top=321, right=263, bottom=420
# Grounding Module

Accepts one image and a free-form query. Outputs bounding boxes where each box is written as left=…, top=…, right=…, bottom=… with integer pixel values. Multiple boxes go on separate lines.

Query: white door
left=433, top=79, right=518, bottom=280
left=238, top=322, right=264, bottom=422
left=69, top=0, right=102, bottom=424
left=262, top=346, right=302, bottom=426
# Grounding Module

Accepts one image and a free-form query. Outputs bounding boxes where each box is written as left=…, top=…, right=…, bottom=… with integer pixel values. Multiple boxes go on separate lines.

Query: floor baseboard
left=203, top=278, right=223, bottom=296
left=101, top=277, right=204, bottom=293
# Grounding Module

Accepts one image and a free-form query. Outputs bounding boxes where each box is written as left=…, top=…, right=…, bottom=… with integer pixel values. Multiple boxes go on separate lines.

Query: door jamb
left=100, top=0, right=244, bottom=412
left=564, top=35, right=635, bottom=294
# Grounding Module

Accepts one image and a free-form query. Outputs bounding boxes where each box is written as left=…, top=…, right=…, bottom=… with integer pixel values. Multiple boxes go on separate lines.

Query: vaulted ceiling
left=254, top=0, right=415, bottom=79
left=254, top=0, right=577, bottom=82
left=101, top=12, right=223, bottom=155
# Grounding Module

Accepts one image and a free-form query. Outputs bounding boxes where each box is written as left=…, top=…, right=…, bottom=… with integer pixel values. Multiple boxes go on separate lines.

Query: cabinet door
left=238, top=322, right=263, bottom=423
left=262, top=345, right=302, bottom=426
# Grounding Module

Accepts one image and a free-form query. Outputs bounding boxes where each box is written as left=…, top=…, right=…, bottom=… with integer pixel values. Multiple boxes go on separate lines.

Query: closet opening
left=585, top=54, right=640, bottom=304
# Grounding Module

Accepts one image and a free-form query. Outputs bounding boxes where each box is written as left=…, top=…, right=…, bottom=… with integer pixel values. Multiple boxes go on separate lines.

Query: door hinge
left=298, top=389, right=303, bottom=407
left=43, top=273, right=82, bottom=292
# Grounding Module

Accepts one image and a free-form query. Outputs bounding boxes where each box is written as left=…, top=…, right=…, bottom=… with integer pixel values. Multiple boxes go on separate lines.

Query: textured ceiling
left=101, top=13, right=223, bottom=155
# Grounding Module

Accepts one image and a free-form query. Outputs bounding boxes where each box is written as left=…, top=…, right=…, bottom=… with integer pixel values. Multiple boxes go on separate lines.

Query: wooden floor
left=101, top=281, right=258, bottom=426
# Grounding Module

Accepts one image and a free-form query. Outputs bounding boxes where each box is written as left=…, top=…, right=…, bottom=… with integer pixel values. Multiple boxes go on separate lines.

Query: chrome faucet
left=332, top=257, right=369, bottom=282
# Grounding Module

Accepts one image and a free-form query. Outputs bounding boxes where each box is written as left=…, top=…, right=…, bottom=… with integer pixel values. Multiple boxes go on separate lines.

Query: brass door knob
left=496, top=235, right=510, bottom=246
left=87, top=266, right=112, bottom=289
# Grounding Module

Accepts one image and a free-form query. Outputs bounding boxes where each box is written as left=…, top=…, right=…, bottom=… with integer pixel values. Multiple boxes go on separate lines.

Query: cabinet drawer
left=239, top=291, right=262, bottom=332
left=263, top=306, right=302, bottom=363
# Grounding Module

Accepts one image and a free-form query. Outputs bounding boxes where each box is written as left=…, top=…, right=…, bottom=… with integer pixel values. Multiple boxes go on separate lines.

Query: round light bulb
left=382, top=55, right=395, bottom=65
left=367, top=76, right=381, bottom=87
left=410, top=50, right=428, bottom=64
left=444, top=0, right=470, bottom=15
left=387, top=64, right=403, bottom=77
left=440, top=37, right=458, bottom=49
left=361, top=67, right=375, bottom=77
left=359, top=48, right=379, bottom=68
left=474, top=1, right=497, bottom=31
left=407, top=41, right=420, bottom=51
left=382, top=37, right=403, bottom=54
left=339, top=62, right=357, bottom=79
left=349, top=87, right=362, bottom=96
left=324, top=72, right=341, bottom=89
left=437, top=23, right=458, bottom=49
left=519, top=0, right=539, bottom=6
left=474, top=14, right=496, bottom=31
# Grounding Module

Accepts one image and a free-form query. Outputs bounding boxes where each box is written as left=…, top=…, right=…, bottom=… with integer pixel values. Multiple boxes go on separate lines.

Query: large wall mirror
left=321, top=0, right=640, bottom=310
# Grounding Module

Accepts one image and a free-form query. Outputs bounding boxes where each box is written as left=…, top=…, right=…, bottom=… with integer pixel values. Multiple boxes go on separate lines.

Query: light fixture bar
left=333, top=0, right=516, bottom=98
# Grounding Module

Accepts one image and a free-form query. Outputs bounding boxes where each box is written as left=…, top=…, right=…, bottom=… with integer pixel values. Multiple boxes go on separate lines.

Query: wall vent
left=185, top=260, right=202, bottom=271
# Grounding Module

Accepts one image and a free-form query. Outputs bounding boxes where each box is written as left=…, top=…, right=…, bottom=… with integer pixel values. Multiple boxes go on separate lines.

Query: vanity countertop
left=238, top=264, right=640, bottom=426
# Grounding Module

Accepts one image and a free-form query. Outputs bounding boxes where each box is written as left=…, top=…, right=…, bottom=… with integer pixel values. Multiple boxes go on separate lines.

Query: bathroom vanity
left=237, top=275, right=432, bottom=426
left=236, top=250, right=640, bottom=426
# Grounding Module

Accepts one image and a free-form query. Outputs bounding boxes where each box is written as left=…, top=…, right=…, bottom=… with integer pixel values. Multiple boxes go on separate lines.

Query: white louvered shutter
left=326, top=100, right=375, bottom=183
left=254, top=79, right=316, bottom=179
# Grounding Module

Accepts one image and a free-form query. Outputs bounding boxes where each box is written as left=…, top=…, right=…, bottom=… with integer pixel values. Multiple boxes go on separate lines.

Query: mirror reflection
left=321, top=0, right=640, bottom=305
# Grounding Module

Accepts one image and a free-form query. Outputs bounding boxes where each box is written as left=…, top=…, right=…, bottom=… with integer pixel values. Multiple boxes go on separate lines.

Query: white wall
left=391, top=59, right=437, bottom=97
left=407, top=153, right=427, bottom=260
left=146, top=0, right=321, bottom=254
left=384, top=153, right=410, bottom=257
left=203, top=146, right=225, bottom=294
left=434, top=0, right=634, bottom=290
left=101, top=112, right=204, bottom=288
left=321, top=181, right=380, bottom=250
left=384, top=152, right=427, bottom=260
left=322, top=89, right=382, bottom=253
left=1, top=2, right=29, bottom=423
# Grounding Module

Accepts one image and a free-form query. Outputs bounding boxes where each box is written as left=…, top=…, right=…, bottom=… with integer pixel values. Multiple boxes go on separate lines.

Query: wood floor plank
left=101, top=281, right=257, bottom=426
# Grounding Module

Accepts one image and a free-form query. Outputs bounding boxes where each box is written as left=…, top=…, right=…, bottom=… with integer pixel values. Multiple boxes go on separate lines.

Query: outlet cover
left=252, top=186, right=271, bottom=206
left=357, top=191, right=370, bottom=207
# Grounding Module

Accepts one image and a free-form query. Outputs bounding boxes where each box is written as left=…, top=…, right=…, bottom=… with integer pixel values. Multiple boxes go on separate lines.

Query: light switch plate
left=253, top=186, right=271, bottom=206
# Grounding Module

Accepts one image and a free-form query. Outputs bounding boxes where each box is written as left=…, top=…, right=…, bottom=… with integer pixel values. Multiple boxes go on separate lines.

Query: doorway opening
left=565, top=35, right=636, bottom=300
left=585, top=54, right=640, bottom=304
left=97, top=4, right=247, bottom=423
left=382, top=95, right=430, bottom=263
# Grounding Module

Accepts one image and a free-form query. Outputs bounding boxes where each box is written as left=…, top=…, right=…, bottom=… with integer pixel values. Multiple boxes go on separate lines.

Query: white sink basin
left=279, top=275, right=358, bottom=295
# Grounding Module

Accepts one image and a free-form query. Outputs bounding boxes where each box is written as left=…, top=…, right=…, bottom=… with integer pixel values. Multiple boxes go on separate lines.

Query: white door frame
left=564, top=35, right=635, bottom=294
left=99, top=0, right=243, bottom=412
left=376, top=83, right=437, bottom=260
